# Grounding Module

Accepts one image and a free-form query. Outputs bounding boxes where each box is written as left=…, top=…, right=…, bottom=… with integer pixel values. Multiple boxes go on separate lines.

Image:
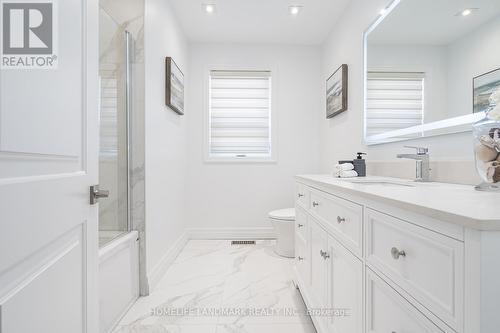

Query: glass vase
left=473, top=109, right=500, bottom=191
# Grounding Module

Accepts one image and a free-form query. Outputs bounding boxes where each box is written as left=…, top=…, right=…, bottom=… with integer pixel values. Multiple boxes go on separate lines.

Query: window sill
left=204, top=157, right=277, bottom=164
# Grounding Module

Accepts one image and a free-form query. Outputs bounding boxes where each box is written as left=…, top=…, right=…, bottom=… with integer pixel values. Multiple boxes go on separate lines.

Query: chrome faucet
left=397, top=146, right=431, bottom=182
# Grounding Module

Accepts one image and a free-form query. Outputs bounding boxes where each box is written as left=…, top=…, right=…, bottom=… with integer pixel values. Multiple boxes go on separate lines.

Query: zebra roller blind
left=209, top=70, right=272, bottom=159
left=366, top=71, right=425, bottom=139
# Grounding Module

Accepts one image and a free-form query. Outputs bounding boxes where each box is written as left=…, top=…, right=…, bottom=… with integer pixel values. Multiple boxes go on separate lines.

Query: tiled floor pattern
left=114, top=240, right=316, bottom=333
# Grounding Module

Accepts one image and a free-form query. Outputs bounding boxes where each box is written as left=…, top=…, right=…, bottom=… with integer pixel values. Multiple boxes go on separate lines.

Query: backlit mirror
left=364, top=0, right=500, bottom=144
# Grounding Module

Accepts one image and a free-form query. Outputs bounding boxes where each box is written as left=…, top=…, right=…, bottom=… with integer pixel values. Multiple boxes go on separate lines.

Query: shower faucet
left=397, top=146, right=431, bottom=182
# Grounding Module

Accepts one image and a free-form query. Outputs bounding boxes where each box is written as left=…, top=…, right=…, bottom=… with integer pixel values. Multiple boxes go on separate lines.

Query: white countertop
left=296, top=174, right=500, bottom=230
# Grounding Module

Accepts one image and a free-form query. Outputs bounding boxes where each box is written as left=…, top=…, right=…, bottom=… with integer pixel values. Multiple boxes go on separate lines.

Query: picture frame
left=473, top=67, right=500, bottom=114
left=326, top=64, right=348, bottom=118
left=165, top=57, right=185, bottom=115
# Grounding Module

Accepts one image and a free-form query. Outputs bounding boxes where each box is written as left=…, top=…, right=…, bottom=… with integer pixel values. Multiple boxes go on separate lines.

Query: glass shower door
left=98, top=6, right=133, bottom=246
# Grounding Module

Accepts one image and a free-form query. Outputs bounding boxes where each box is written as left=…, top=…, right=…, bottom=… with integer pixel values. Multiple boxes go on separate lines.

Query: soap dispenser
left=353, top=152, right=367, bottom=177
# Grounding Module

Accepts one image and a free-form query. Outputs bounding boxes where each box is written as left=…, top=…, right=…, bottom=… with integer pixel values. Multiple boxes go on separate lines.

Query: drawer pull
left=337, top=216, right=346, bottom=224
left=391, top=247, right=406, bottom=260
left=297, top=223, right=304, bottom=228
left=320, top=250, right=330, bottom=260
left=312, top=201, right=319, bottom=207
left=298, top=193, right=305, bottom=198
left=298, top=256, right=304, bottom=261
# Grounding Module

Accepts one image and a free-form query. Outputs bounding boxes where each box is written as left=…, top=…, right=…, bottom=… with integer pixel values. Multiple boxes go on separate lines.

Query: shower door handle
left=90, top=185, right=110, bottom=205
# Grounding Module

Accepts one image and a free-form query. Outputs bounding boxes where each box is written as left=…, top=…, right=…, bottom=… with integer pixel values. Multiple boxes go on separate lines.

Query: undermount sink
left=346, top=180, right=416, bottom=187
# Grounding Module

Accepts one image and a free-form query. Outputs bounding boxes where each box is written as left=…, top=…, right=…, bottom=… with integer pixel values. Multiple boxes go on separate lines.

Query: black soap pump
left=353, top=152, right=367, bottom=177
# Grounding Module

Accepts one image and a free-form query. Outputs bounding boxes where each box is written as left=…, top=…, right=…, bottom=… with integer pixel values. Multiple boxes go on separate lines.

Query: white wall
left=144, top=0, right=188, bottom=279
left=186, top=43, right=322, bottom=232
left=446, top=16, right=500, bottom=118
left=321, top=0, right=480, bottom=184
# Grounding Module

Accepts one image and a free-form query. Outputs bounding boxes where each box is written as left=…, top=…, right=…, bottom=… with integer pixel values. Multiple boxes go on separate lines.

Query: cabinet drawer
left=295, top=183, right=310, bottom=209
left=310, top=189, right=363, bottom=256
left=366, top=269, right=444, bottom=333
left=295, top=233, right=310, bottom=286
left=295, top=206, right=308, bottom=242
left=365, top=208, right=463, bottom=331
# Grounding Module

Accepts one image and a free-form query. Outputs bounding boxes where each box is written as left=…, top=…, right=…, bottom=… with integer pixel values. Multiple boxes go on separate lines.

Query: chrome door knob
left=312, top=201, right=319, bottom=207
left=337, top=216, right=346, bottom=224
left=297, top=224, right=304, bottom=228
left=298, top=193, right=305, bottom=198
left=298, top=256, right=304, bottom=261
left=391, top=247, right=406, bottom=260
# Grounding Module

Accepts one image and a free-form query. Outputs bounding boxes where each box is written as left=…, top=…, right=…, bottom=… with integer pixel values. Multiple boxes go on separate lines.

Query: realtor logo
left=1, top=0, right=58, bottom=69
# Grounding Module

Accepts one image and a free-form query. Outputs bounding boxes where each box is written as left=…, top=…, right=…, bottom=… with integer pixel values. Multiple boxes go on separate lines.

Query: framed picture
left=326, top=64, right=348, bottom=118
left=474, top=67, right=500, bottom=114
left=166, top=57, right=184, bottom=115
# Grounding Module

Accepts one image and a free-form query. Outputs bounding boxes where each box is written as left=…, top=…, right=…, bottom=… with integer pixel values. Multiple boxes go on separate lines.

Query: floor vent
left=231, top=240, right=256, bottom=245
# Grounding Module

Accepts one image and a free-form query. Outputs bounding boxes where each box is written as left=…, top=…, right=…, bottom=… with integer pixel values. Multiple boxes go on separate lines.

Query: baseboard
left=146, top=230, right=189, bottom=291
left=187, top=227, right=276, bottom=240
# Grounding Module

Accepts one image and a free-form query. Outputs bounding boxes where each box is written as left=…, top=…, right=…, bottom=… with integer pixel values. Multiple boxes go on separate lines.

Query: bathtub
left=99, top=231, right=139, bottom=333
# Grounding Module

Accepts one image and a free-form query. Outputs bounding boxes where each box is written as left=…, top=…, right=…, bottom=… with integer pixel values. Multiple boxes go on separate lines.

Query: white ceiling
left=169, top=0, right=351, bottom=45
left=369, top=0, right=500, bottom=46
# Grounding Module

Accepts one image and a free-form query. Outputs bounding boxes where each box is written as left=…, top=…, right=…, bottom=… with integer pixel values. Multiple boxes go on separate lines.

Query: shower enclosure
left=98, top=11, right=133, bottom=246
left=98, top=2, right=144, bottom=331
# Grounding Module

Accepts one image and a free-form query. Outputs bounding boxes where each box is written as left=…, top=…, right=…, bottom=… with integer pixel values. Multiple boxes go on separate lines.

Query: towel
left=334, top=163, right=354, bottom=171
left=333, top=169, right=358, bottom=178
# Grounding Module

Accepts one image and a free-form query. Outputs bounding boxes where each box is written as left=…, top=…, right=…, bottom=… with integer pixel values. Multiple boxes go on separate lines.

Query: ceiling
left=169, top=0, right=351, bottom=45
left=369, top=0, right=500, bottom=46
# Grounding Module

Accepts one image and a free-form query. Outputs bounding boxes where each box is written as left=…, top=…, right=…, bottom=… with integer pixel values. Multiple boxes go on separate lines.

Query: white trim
left=187, top=227, right=276, bottom=240
left=146, top=230, right=189, bottom=291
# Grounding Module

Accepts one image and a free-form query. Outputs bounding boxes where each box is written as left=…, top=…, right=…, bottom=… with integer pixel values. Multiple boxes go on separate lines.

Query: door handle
left=90, top=185, right=110, bottom=205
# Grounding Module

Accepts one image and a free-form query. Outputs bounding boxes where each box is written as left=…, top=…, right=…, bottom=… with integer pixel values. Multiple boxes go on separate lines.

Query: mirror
left=364, top=0, right=500, bottom=145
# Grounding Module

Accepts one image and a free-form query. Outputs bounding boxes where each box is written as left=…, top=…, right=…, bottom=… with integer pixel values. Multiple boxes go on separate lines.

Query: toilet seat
left=269, top=208, right=295, bottom=221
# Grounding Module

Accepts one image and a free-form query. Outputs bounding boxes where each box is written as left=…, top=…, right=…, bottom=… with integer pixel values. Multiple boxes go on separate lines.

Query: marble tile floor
left=114, top=240, right=317, bottom=333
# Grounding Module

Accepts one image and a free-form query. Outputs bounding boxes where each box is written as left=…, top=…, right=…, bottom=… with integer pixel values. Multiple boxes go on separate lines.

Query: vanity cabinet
left=294, top=175, right=500, bottom=333
left=310, top=219, right=329, bottom=309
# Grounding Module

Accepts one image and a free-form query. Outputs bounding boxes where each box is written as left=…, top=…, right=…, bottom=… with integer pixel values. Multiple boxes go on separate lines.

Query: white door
left=0, top=0, right=99, bottom=331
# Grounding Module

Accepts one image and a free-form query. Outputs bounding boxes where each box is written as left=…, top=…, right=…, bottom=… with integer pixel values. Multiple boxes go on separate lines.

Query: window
left=99, top=69, right=118, bottom=158
left=208, top=70, right=273, bottom=161
left=366, top=71, right=425, bottom=139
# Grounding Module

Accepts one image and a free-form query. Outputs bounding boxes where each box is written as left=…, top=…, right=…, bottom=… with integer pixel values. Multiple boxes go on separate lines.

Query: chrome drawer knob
left=337, top=216, right=346, bottom=224
left=319, top=250, right=330, bottom=260
left=298, top=193, right=305, bottom=198
left=297, top=224, right=304, bottom=228
left=391, top=247, right=406, bottom=260
left=298, top=256, right=304, bottom=261
left=312, top=201, right=319, bottom=207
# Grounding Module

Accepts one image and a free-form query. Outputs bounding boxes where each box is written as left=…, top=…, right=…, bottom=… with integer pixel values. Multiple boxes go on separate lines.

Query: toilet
left=269, top=208, right=295, bottom=258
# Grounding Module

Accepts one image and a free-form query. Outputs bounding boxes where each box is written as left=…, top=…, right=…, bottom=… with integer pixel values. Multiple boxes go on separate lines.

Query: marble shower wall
left=99, top=0, right=147, bottom=293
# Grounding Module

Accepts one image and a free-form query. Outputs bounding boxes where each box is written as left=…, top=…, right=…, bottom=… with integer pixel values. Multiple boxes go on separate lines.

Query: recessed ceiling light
left=455, top=8, right=478, bottom=17
left=289, top=5, right=303, bottom=16
left=203, top=3, right=216, bottom=14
